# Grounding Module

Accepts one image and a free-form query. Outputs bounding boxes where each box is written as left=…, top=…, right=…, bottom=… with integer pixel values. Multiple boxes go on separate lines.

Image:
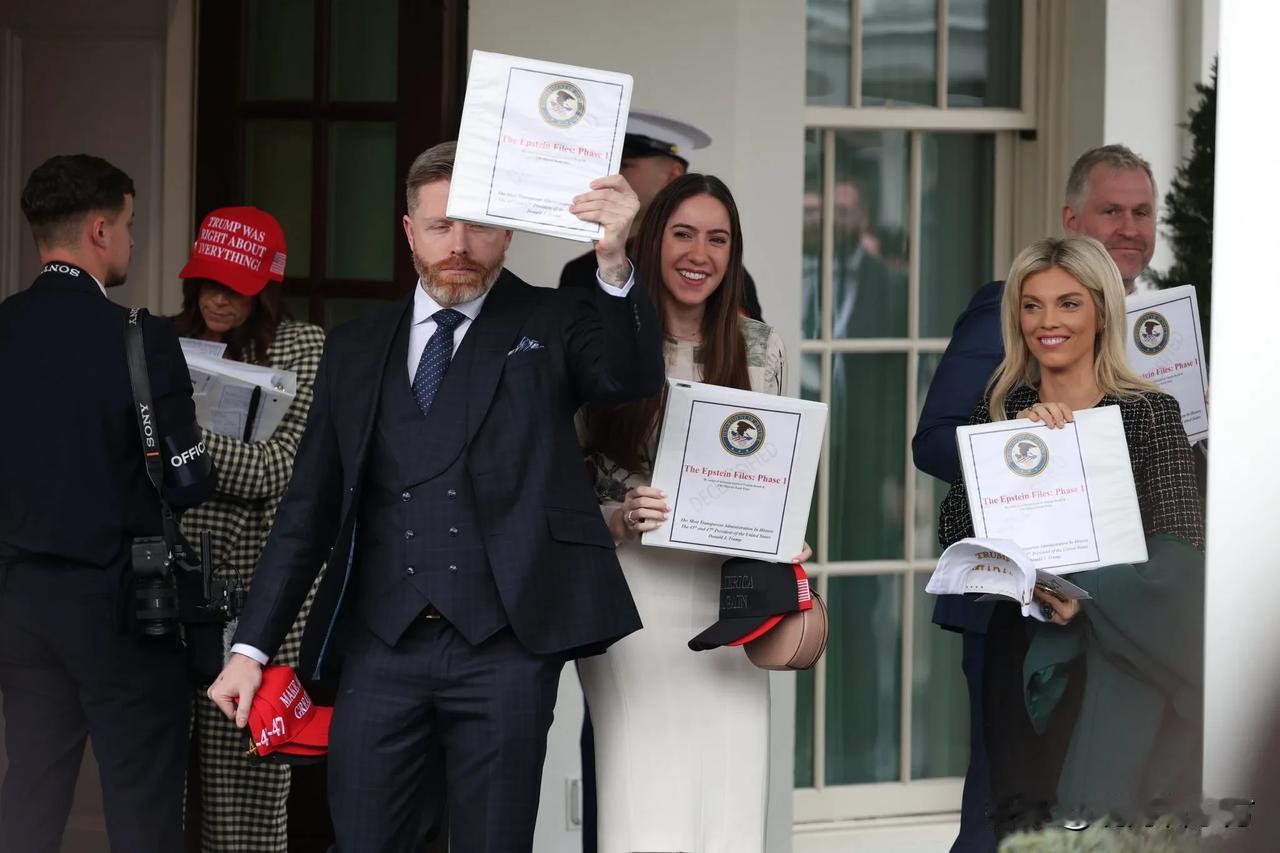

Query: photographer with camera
left=0, top=154, right=215, bottom=852
left=173, top=206, right=326, bottom=851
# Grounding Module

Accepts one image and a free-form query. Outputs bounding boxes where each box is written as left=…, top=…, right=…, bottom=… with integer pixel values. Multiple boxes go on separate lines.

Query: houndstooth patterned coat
left=181, top=319, right=325, bottom=852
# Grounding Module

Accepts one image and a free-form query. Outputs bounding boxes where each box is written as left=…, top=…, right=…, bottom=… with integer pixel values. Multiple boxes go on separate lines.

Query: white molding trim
left=805, top=105, right=1036, bottom=131
left=0, top=28, right=22, bottom=301
left=796, top=809, right=961, bottom=835
left=159, top=0, right=197, bottom=316
left=795, top=778, right=965, bottom=823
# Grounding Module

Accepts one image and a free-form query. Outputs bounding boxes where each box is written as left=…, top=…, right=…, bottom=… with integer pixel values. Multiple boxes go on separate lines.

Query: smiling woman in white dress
left=578, top=173, right=809, bottom=853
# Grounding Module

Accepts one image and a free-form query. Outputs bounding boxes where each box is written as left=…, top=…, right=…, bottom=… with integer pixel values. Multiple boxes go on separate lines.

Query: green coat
left=1023, top=534, right=1204, bottom=820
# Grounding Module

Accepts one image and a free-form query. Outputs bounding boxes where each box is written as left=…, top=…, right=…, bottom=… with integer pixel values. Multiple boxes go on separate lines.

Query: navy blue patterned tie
left=412, top=308, right=466, bottom=417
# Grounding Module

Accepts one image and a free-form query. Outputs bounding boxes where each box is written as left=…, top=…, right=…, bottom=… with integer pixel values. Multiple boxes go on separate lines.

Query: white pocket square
left=507, top=336, right=544, bottom=356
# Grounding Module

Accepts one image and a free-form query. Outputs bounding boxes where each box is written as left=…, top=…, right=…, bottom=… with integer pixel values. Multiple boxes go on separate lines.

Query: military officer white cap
left=622, top=112, right=712, bottom=168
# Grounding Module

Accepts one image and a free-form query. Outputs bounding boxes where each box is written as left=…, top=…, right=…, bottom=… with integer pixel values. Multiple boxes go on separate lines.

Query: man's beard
left=414, top=253, right=503, bottom=307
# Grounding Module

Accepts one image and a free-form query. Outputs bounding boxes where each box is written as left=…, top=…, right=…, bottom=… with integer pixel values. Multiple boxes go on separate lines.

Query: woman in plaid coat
left=173, top=207, right=326, bottom=852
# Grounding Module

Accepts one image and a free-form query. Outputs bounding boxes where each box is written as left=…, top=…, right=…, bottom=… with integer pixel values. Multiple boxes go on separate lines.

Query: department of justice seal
left=1004, top=432, right=1049, bottom=477
left=539, top=81, right=586, bottom=128
left=1134, top=310, right=1169, bottom=355
left=720, top=412, right=765, bottom=457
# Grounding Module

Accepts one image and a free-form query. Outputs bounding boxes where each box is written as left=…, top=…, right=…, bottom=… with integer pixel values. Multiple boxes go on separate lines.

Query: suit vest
left=351, top=312, right=509, bottom=647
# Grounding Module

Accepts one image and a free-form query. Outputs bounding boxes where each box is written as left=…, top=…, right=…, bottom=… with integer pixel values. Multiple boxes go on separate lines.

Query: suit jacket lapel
left=348, top=296, right=413, bottom=477
left=464, top=271, right=533, bottom=448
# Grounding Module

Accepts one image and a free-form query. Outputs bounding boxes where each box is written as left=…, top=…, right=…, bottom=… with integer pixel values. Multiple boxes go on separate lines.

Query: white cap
left=927, top=538, right=1091, bottom=622
left=928, top=538, right=1035, bottom=601
left=624, top=111, right=712, bottom=165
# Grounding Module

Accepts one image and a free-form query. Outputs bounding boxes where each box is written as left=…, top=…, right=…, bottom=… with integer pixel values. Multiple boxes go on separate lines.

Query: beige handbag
left=744, top=592, right=828, bottom=671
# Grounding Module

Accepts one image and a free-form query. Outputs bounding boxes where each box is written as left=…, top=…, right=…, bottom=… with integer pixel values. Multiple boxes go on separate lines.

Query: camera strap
left=124, top=309, right=184, bottom=553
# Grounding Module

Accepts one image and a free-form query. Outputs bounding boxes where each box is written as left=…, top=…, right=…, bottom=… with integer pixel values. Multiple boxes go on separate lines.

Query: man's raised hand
left=570, top=174, right=640, bottom=287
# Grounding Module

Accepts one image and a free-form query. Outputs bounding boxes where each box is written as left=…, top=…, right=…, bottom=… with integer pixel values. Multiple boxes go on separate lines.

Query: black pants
left=982, top=605, right=1085, bottom=840
left=951, top=630, right=997, bottom=853
left=328, top=618, right=562, bottom=853
left=0, top=563, right=189, bottom=853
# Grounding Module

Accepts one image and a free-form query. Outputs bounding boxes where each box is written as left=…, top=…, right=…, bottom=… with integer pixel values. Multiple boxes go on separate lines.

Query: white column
left=1100, top=0, right=1185, bottom=278
left=1203, top=0, right=1280, bottom=832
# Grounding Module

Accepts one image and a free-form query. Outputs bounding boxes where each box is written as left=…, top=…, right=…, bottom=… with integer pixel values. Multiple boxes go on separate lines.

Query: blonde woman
left=937, top=235, right=1203, bottom=838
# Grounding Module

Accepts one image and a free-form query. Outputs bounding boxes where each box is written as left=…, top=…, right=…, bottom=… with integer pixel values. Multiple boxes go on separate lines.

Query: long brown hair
left=171, top=279, right=289, bottom=365
left=583, top=173, right=751, bottom=472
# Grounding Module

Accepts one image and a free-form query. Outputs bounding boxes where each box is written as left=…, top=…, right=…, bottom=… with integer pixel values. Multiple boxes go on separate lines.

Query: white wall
left=0, top=0, right=194, bottom=314
left=467, top=2, right=806, bottom=851
left=1203, top=0, right=1280, bottom=840
left=1059, top=0, right=1218, bottom=286
left=1101, top=0, right=1184, bottom=279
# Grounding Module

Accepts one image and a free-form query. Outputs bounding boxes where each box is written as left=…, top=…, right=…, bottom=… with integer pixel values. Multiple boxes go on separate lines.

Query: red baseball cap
left=179, top=206, right=287, bottom=296
left=243, top=666, right=332, bottom=765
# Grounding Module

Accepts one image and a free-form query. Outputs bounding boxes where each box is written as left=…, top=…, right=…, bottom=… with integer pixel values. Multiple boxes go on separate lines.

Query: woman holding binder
left=937, top=235, right=1203, bottom=837
left=576, top=174, right=804, bottom=853
left=173, top=206, right=325, bottom=852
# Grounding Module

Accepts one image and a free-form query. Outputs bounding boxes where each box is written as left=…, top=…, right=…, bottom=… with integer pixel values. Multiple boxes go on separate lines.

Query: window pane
left=948, top=0, right=1022, bottom=107
left=914, top=353, right=949, bottom=559
left=801, top=352, right=822, bottom=553
left=327, top=121, right=396, bottom=280
left=244, top=120, right=313, bottom=277
left=806, top=0, right=852, bottom=105
left=910, top=571, right=969, bottom=778
left=825, top=574, right=902, bottom=784
left=284, top=295, right=311, bottom=325
left=245, top=0, right=315, bottom=101
left=802, top=129, right=824, bottom=340
left=919, top=133, right=995, bottom=338
left=324, top=297, right=388, bottom=329
left=795, top=637, right=817, bottom=788
left=861, top=0, right=938, bottom=107
left=830, top=354, right=906, bottom=560
left=833, top=131, right=909, bottom=339
left=330, top=0, right=398, bottom=101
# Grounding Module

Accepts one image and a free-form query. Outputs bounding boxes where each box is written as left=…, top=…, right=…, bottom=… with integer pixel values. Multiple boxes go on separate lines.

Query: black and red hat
left=243, top=666, right=332, bottom=765
left=689, top=558, right=814, bottom=650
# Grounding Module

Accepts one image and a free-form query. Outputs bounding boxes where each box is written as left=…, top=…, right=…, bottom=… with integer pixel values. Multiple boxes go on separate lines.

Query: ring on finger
left=625, top=509, right=637, bottom=527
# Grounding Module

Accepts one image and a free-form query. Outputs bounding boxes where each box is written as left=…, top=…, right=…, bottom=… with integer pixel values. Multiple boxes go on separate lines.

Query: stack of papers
left=180, top=339, right=296, bottom=442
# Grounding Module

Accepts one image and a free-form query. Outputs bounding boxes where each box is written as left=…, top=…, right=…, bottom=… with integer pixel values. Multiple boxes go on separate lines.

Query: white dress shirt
left=406, top=284, right=490, bottom=383
left=229, top=263, right=634, bottom=667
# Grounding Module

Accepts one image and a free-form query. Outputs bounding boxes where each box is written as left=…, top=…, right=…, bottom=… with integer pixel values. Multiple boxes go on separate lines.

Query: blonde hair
left=987, top=236, right=1156, bottom=420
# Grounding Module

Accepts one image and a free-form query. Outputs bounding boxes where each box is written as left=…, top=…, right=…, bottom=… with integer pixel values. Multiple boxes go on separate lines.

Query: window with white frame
left=796, top=0, right=1036, bottom=825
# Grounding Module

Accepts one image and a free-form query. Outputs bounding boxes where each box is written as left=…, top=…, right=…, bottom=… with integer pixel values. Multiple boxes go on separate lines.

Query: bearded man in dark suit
left=208, top=140, right=664, bottom=853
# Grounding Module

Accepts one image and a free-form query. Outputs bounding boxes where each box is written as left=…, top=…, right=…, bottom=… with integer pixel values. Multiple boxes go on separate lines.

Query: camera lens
left=134, top=576, right=179, bottom=637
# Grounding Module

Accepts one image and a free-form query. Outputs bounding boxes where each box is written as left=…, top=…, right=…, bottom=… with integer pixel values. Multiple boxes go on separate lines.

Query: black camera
left=129, top=530, right=245, bottom=638
left=130, top=536, right=181, bottom=637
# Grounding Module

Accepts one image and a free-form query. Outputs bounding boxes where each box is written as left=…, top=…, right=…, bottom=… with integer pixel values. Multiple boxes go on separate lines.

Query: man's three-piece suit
left=231, top=268, right=665, bottom=851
